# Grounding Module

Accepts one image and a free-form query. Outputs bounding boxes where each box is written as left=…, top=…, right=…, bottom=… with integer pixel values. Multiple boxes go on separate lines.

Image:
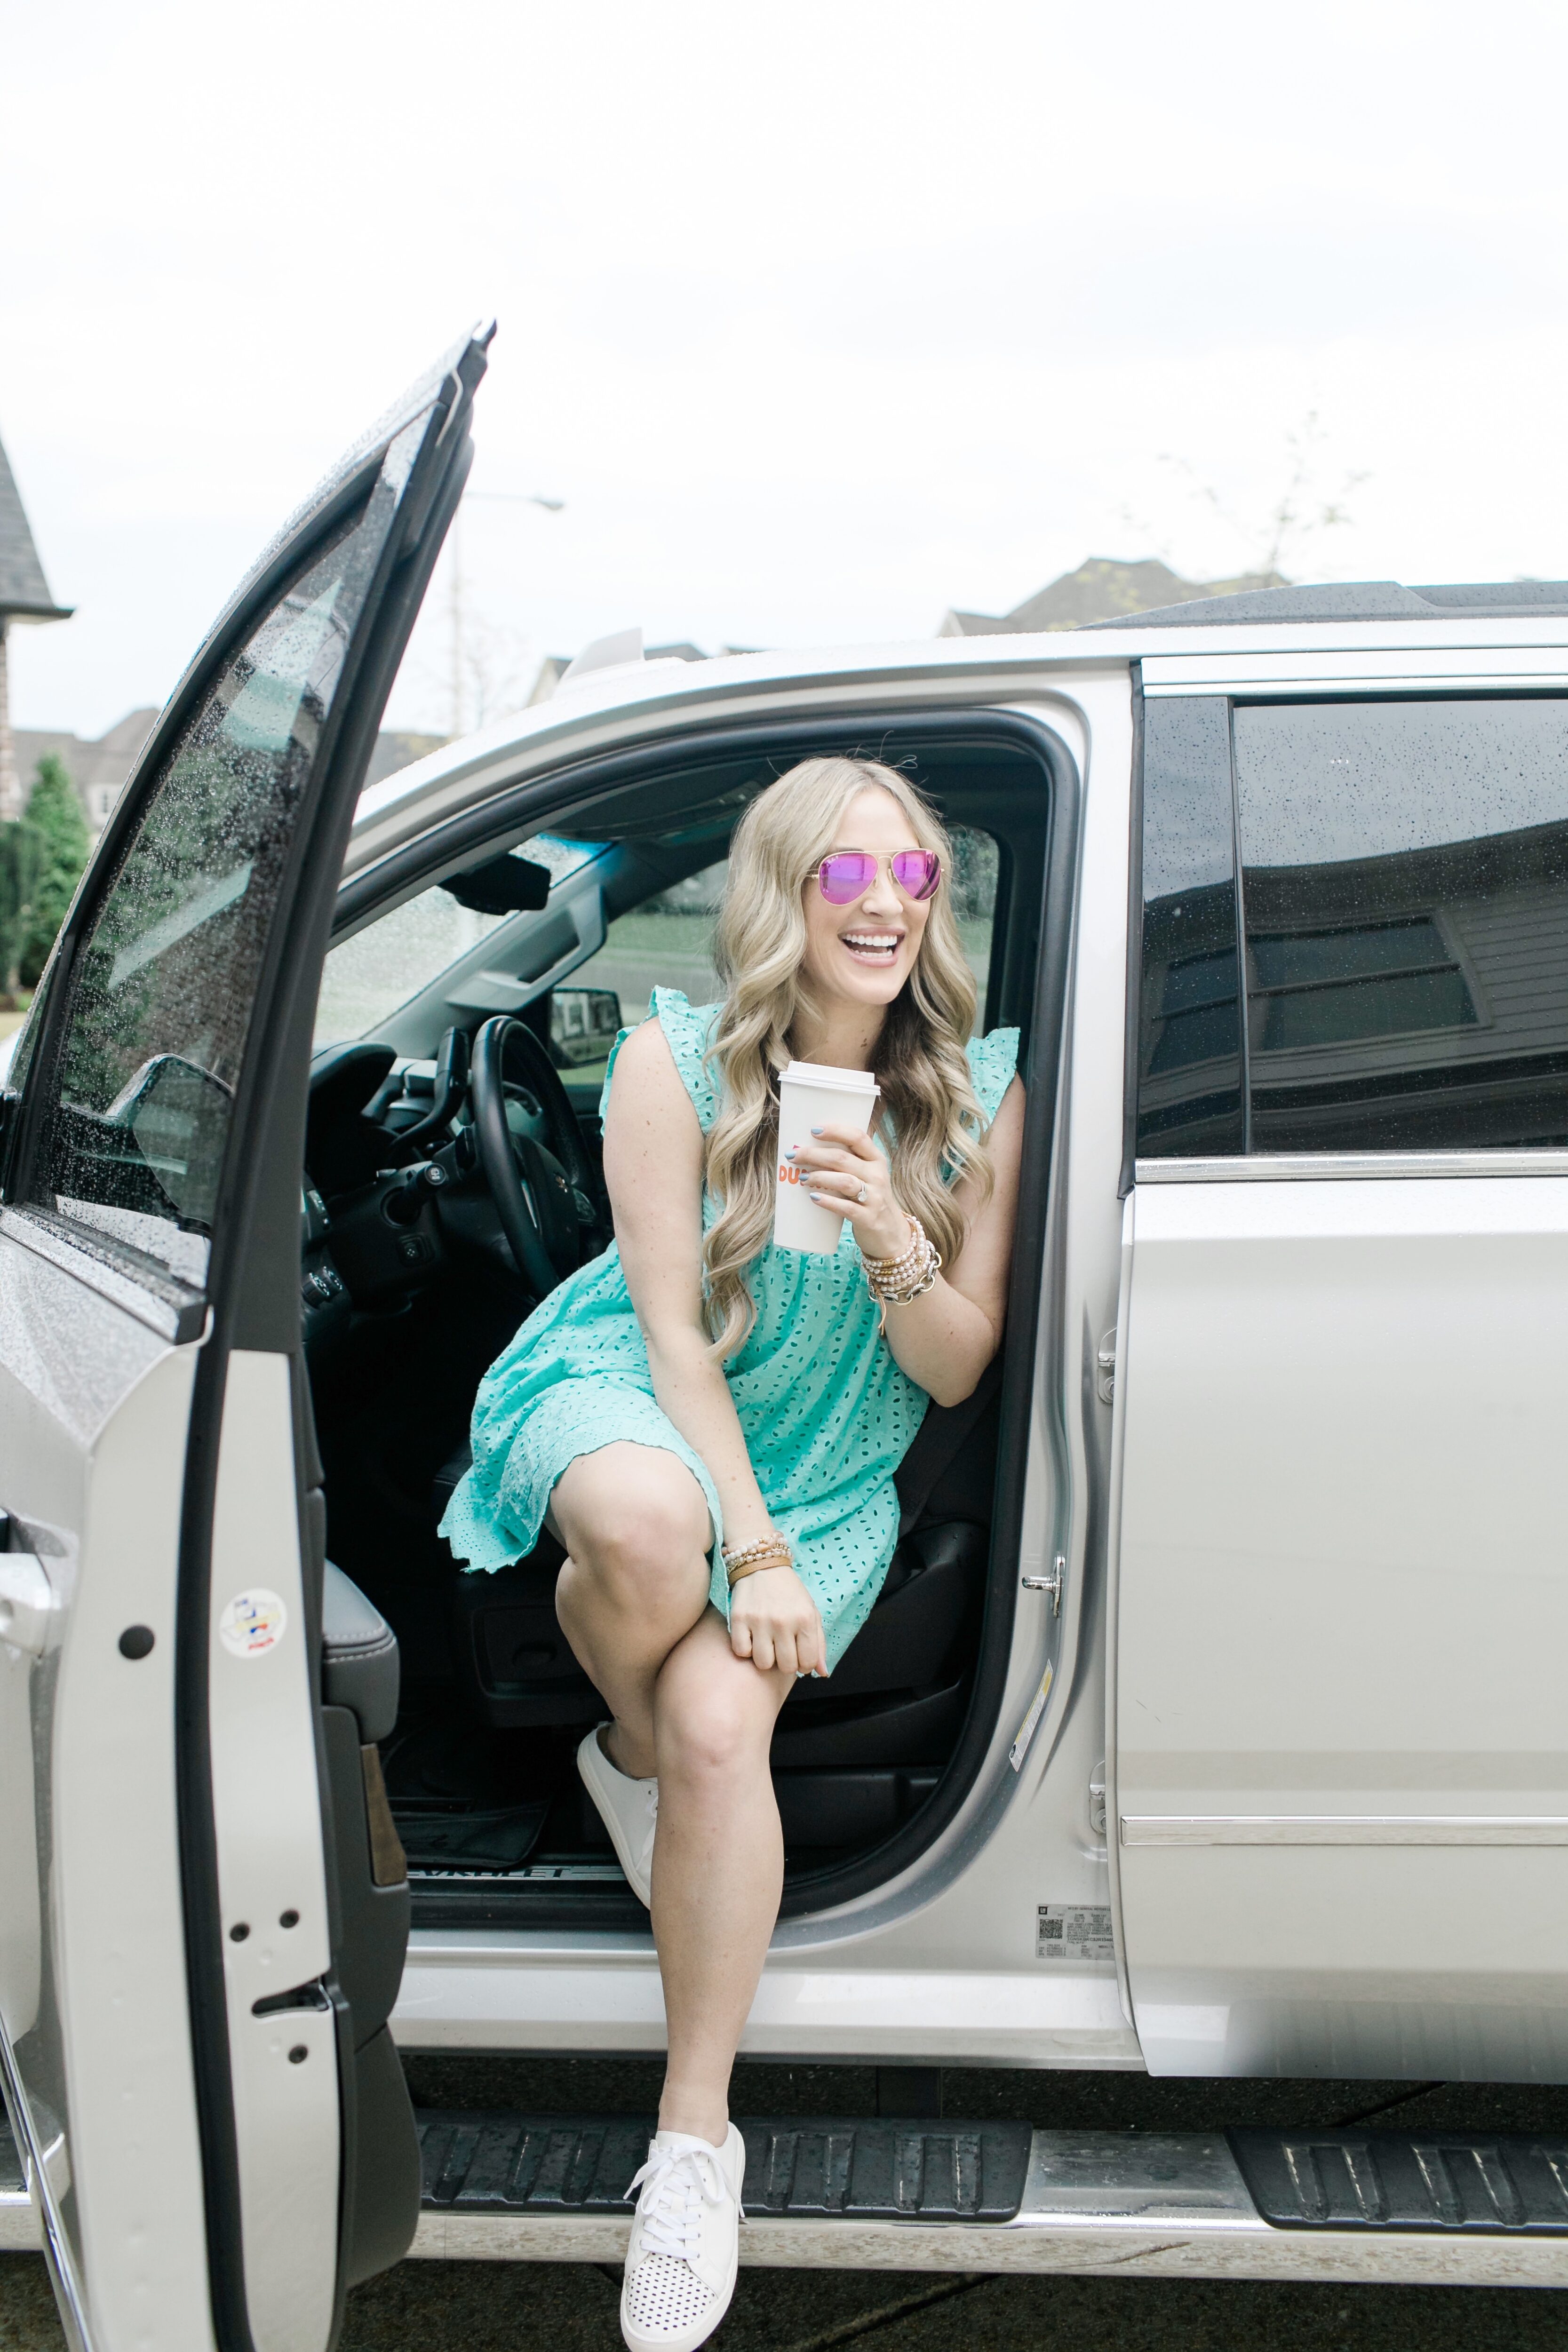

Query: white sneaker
left=621, top=2124, right=746, bottom=2352
left=577, top=1724, right=657, bottom=1906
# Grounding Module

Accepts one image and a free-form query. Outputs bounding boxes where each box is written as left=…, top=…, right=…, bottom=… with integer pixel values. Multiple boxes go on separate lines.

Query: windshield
left=313, top=835, right=599, bottom=1046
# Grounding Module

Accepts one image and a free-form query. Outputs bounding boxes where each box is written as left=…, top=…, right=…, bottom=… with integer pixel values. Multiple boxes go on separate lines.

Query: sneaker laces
left=625, top=2142, right=723, bottom=2263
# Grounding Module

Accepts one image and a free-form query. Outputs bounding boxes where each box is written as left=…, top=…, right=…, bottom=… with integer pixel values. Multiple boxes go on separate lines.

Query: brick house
left=0, top=429, right=72, bottom=823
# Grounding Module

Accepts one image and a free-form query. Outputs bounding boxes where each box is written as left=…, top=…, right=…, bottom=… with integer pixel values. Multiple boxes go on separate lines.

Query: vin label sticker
left=1037, top=1904, right=1114, bottom=1963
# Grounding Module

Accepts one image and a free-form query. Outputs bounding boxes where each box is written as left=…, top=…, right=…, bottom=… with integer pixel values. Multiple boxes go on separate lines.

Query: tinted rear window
left=1234, top=699, right=1568, bottom=1152
left=1136, top=693, right=1568, bottom=1158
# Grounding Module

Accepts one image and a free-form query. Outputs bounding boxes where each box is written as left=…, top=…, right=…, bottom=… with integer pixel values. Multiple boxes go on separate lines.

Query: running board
left=412, top=2110, right=1568, bottom=2287
left=0, top=2117, right=34, bottom=2251
left=6, top=2111, right=1567, bottom=2285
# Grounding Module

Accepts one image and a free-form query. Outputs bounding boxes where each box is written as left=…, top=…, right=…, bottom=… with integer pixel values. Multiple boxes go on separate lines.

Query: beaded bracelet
left=722, top=1533, right=794, bottom=1587
left=860, top=1214, right=942, bottom=1308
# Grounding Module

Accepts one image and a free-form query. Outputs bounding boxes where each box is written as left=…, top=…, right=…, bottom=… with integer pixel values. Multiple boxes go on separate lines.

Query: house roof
left=939, top=556, right=1286, bottom=636
left=13, top=709, right=159, bottom=817
left=0, top=432, right=71, bottom=621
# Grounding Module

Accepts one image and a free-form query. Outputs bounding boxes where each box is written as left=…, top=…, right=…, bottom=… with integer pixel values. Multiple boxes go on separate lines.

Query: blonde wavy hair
left=702, top=756, right=992, bottom=1355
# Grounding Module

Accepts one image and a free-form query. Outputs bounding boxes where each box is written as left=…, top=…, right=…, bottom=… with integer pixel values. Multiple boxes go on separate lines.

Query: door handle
left=0, top=1554, right=59, bottom=1657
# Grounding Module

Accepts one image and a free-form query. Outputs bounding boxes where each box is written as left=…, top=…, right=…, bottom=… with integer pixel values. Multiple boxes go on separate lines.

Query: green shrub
left=14, top=753, right=91, bottom=990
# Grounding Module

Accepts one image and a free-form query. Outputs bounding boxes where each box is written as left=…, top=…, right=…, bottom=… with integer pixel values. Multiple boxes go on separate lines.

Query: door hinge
left=1089, top=1765, right=1107, bottom=1839
left=1022, top=1556, right=1065, bottom=1615
left=1095, top=1331, right=1117, bottom=1406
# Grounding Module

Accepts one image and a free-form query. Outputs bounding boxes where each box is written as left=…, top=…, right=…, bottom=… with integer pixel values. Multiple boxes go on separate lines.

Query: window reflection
left=1234, top=699, right=1568, bottom=1152
left=27, top=502, right=386, bottom=1278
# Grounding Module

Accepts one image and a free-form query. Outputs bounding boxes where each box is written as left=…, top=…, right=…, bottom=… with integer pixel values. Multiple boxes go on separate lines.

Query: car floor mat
left=396, top=1803, right=550, bottom=1874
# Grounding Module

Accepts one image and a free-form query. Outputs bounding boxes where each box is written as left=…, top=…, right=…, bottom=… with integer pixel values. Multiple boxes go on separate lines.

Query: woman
left=441, top=756, right=1024, bottom=2352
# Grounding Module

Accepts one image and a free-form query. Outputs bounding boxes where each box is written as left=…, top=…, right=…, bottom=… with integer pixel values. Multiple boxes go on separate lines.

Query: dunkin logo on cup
left=779, top=1161, right=806, bottom=1186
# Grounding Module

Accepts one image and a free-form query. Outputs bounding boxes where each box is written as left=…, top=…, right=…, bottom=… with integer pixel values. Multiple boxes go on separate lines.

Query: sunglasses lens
left=819, top=854, right=877, bottom=903
left=892, top=850, right=941, bottom=899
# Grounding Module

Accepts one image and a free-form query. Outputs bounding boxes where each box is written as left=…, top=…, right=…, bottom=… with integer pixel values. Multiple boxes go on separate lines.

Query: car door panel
left=0, top=1252, right=209, bottom=2349
left=1118, top=683, right=1568, bottom=2080
left=0, top=327, right=488, bottom=2351
left=1115, top=1169, right=1568, bottom=2080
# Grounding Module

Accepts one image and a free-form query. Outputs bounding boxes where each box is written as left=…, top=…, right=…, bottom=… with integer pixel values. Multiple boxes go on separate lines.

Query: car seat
left=434, top=1359, right=1001, bottom=1843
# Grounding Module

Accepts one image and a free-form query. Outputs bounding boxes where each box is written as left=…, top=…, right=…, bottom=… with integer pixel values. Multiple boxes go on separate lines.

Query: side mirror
left=441, top=853, right=552, bottom=916
left=549, top=988, right=623, bottom=1068
left=103, top=1053, right=233, bottom=1225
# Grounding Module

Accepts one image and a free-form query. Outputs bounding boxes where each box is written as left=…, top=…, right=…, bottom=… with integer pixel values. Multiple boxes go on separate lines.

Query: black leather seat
left=323, top=1559, right=401, bottom=1744
left=316, top=1564, right=420, bottom=2277
left=430, top=1444, right=471, bottom=1526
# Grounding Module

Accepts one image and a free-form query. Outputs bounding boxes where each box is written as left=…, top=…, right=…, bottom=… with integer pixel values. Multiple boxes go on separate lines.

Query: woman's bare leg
left=550, top=1445, right=795, bottom=2141
left=551, top=1443, right=713, bottom=1778
left=651, top=1610, right=794, bottom=2141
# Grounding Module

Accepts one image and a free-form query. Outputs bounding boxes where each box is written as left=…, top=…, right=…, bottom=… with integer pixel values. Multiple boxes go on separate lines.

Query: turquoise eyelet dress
left=439, top=989, right=1020, bottom=1670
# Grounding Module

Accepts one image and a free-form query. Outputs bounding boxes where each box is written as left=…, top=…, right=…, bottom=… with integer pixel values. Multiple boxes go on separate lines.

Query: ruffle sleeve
left=965, top=1026, right=1021, bottom=1125
left=597, top=987, right=722, bottom=1131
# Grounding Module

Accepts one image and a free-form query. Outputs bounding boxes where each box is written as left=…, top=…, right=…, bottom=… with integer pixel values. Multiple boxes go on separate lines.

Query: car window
left=950, top=825, right=999, bottom=1007
left=554, top=823, right=1001, bottom=1098
left=1136, top=698, right=1246, bottom=1159
left=1136, top=694, right=1568, bottom=1160
left=571, top=860, right=729, bottom=1027
left=1234, top=699, right=1568, bottom=1152
left=20, top=506, right=391, bottom=1283
left=312, top=835, right=599, bottom=1048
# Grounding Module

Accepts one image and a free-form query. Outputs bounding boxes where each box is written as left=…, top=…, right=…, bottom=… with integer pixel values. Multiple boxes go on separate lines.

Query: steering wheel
left=468, top=1016, right=598, bottom=1297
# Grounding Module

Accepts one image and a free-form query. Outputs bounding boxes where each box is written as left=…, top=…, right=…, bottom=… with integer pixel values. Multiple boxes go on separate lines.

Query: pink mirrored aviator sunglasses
left=814, top=849, right=942, bottom=905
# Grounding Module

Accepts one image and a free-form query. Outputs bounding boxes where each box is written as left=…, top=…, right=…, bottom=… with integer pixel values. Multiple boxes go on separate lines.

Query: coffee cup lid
left=780, top=1060, right=880, bottom=1096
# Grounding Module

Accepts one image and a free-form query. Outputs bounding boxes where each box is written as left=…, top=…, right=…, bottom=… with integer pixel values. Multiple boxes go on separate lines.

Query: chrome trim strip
left=1141, top=651, right=1568, bottom=691
left=1121, top=1815, right=1568, bottom=1847
left=0, top=2007, right=88, bottom=2337
left=1144, top=675, right=1568, bottom=700
left=409, top=2129, right=1568, bottom=2284
left=1135, top=1152, right=1568, bottom=1185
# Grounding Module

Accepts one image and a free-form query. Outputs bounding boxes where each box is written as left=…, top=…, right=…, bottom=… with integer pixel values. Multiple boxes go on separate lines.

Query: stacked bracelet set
left=860, top=1214, right=942, bottom=1309
left=721, top=1533, right=794, bottom=1587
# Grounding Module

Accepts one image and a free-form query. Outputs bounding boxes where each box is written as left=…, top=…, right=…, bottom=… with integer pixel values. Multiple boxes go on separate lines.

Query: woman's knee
left=655, top=1645, right=787, bottom=1781
left=559, top=1453, right=709, bottom=1606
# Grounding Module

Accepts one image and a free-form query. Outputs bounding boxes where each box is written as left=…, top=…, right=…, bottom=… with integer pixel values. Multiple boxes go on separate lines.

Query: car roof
left=345, top=589, right=1568, bottom=888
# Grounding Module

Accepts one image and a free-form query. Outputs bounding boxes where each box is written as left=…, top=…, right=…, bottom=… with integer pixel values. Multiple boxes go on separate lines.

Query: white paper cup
left=774, top=1061, right=881, bottom=1254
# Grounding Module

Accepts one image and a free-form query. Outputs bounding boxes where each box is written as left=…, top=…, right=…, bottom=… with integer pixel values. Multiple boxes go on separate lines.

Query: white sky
left=3, top=0, right=1566, bottom=741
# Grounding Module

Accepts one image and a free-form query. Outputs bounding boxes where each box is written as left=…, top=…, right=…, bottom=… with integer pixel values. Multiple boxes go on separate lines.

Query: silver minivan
left=6, top=331, right=1568, bottom=2346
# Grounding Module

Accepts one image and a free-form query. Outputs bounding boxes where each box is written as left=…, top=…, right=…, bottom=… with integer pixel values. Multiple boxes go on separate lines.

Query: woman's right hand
left=729, top=1565, right=828, bottom=1678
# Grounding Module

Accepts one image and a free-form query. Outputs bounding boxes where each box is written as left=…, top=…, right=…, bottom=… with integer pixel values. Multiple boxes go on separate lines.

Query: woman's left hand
left=788, top=1122, right=908, bottom=1261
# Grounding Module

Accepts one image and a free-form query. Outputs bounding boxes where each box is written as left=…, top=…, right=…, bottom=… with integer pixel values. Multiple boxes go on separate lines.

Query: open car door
left=0, top=327, right=489, bottom=2351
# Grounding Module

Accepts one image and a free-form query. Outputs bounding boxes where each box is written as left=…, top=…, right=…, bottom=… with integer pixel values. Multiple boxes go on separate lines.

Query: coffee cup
left=774, top=1061, right=881, bottom=1254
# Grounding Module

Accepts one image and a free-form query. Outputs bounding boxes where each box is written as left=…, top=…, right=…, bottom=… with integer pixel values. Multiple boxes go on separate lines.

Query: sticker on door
left=1037, top=1904, right=1114, bottom=1963
left=219, top=1589, right=288, bottom=1659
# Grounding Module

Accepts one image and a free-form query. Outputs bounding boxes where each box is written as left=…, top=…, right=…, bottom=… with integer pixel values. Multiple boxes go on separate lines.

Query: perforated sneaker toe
left=621, top=2124, right=745, bottom=2352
